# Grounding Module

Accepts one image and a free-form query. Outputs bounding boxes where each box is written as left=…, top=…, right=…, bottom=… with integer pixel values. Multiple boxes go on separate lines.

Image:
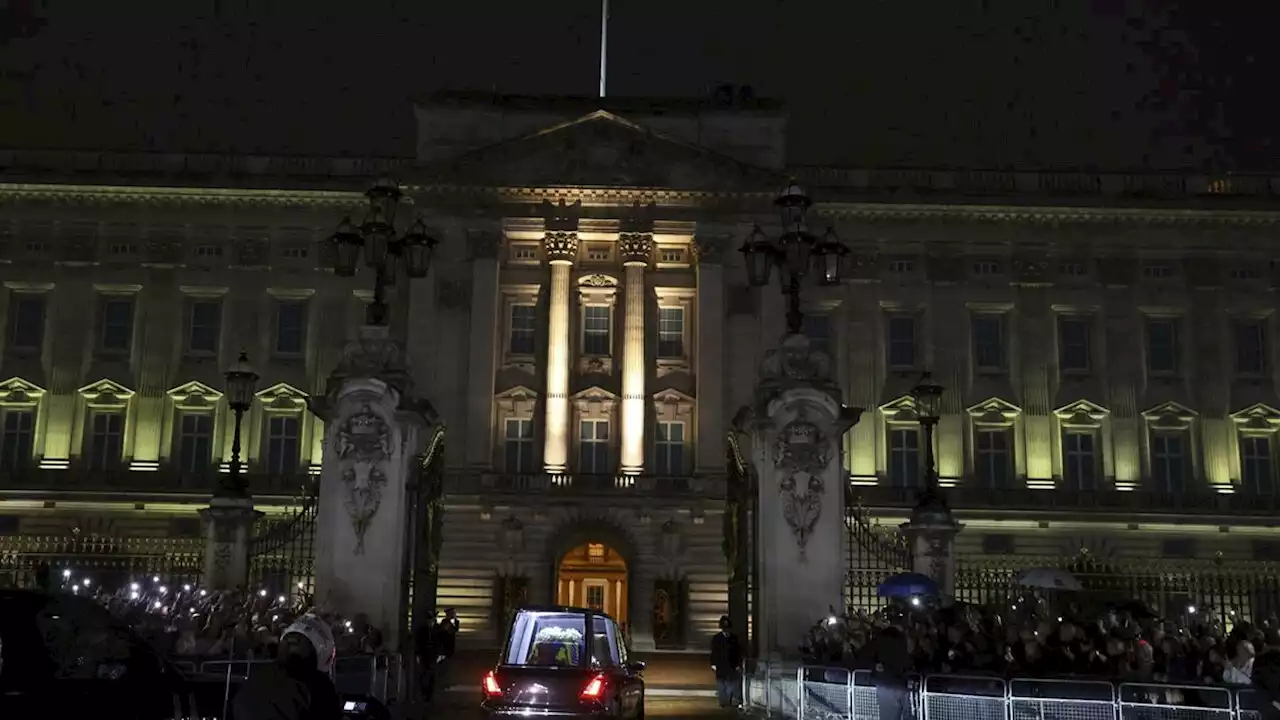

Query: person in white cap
left=232, top=614, right=342, bottom=720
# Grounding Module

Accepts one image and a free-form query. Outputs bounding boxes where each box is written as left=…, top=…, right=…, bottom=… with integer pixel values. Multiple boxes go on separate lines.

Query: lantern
left=224, top=352, right=260, bottom=412
left=330, top=218, right=363, bottom=277
left=813, top=227, right=849, bottom=285
left=739, top=224, right=776, bottom=287
left=401, top=218, right=437, bottom=279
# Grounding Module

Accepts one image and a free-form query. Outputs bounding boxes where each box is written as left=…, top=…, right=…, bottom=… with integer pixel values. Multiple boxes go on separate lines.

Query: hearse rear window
left=502, top=610, right=622, bottom=669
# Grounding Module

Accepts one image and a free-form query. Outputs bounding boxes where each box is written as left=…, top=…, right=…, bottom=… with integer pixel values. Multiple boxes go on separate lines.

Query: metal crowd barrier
left=741, top=662, right=1263, bottom=720
left=185, top=653, right=402, bottom=705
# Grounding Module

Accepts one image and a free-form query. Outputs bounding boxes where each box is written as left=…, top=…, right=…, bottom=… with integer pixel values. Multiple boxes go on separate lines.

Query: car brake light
left=483, top=671, right=503, bottom=697
left=580, top=674, right=607, bottom=700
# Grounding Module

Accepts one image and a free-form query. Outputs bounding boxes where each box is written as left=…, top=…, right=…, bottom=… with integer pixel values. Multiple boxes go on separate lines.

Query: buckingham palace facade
left=1, top=91, right=1280, bottom=648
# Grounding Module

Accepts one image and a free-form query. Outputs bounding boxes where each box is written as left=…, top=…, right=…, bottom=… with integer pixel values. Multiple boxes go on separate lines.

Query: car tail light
left=483, top=671, right=503, bottom=697
left=580, top=674, right=607, bottom=700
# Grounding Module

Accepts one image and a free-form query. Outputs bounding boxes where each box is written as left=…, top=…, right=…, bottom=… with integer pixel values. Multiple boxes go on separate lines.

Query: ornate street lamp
left=330, top=178, right=438, bottom=326
left=910, top=372, right=946, bottom=509
left=738, top=182, right=848, bottom=335
left=220, top=352, right=259, bottom=499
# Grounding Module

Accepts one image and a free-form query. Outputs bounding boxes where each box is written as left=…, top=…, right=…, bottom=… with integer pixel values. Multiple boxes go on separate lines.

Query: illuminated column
left=619, top=232, right=652, bottom=475
left=543, top=228, right=580, bottom=473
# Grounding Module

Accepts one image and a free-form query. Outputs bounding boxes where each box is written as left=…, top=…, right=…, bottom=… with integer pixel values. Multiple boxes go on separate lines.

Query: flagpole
left=598, top=0, right=609, bottom=98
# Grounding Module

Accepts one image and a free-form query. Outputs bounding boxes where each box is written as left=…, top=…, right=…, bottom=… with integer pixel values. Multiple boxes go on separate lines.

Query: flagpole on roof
left=598, top=0, right=609, bottom=98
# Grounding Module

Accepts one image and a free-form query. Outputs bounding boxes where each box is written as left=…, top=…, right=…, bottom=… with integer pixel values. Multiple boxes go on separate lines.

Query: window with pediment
left=1054, top=400, right=1108, bottom=491
left=495, top=386, right=539, bottom=473
left=654, top=288, right=695, bottom=375
left=78, top=379, right=134, bottom=471
left=500, top=285, right=541, bottom=372
left=967, top=398, right=1020, bottom=489
left=254, top=383, right=309, bottom=476
left=1231, top=404, right=1280, bottom=495
left=573, top=387, right=617, bottom=475
left=653, top=389, right=695, bottom=476
left=1142, top=402, right=1196, bottom=493
left=167, top=381, right=223, bottom=475
left=0, top=378, right=44, bottom=471
left=880, top=396, right=922, bottom=488
left=577, top=276, right=617, bottom=373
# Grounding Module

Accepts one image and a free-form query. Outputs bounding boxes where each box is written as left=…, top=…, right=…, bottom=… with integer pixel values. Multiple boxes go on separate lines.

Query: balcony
left=442, top=472, right=724, bottom=501
left=0, top=467, right=314, bottom=500
left=850, top=483, right=1280, bottom=518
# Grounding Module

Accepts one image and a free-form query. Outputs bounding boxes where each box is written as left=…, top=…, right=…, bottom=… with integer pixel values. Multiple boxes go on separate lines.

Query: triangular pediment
left=495, top=385, right=539, bottom=401
left=1142, top=401, right=1197, bottom=429
left=78, top=378, right=134, bottom=408
left=878, top=394, right=918, bottom=422
left=1054, top=398, right=1109, bottom=427
left=967, top=397, right=1022, bottom=425
left=421, top=111, right=785, bottom=192
left=0, top=377, right=45, bottom=405
left=653, top=388, right=695, bottom=405
left=167, top=380, right=224, bottom=410
left=1232, top=402, right=1280, bottom=430
left=255, top=382, right=308, bottom=411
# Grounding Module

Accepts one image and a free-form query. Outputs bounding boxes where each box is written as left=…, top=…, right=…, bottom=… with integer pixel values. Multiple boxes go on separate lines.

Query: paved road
left=423, top=694, right=729, bottom=717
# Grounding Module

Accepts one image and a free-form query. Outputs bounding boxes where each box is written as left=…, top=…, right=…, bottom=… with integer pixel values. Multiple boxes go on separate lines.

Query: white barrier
left=740, top=663, right=1258, bottom=720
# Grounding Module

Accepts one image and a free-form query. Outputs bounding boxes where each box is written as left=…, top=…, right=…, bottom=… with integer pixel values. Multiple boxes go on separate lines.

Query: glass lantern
left=224, top=352, right=260, bottom=411
left=361, top=205, right=391, bottom=269
left=910, top=373, right=944, bottom=422
left=401, top=218, right=436, bottom=279
left=739, top=224, right=776, bottom=287
left=774, top=182, right=812, bottom=230
left=814, top=227, right=849, bottom=285
left=366, top=177, right=403, bottom=227
left=330, top=218, right=363, bottom=278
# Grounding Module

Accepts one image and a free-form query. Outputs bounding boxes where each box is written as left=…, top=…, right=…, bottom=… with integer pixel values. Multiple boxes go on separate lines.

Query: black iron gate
left=407, top=425, right=447, bottom=636
left=248, top=479, right=319, bottom=600
left=843, top=497, right=911, bottom=613
left=725, top=432, right=752, bottom=654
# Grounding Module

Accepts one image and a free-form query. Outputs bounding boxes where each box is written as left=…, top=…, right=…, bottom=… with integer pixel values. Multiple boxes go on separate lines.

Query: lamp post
left=330, top=178, right=437, bottom=326
left=910, top=372, right=945, bottom=509
left=220, top=352, right=259, bottom=499
left=739, top=182, right=849, bottom=335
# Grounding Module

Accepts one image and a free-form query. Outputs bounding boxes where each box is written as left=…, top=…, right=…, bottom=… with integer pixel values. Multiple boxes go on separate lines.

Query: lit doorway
left=556, top=542, right=628, bottom=626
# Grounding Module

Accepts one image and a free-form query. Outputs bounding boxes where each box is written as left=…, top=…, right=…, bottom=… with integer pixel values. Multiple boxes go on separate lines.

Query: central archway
left=556, top=542, right=629, bottom=626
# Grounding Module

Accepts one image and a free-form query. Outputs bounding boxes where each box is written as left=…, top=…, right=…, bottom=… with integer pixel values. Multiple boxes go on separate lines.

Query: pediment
left=420, top=111, right=784, bottom=193
left=496, top=385, right=539, bottom=401
left=495, top=385, right=538, bottom=415
left=653, top=388, right=695, bottom=405
left=878, top=394, right=918, bottom=423
left=0, top=377, right=45, bottom=405
left=78, top=378, right=134, bottom=408
left=967, top=397, right=1022, bottom=425
left=1231, top=402, right=1280, bottom=430
left=572, top=385, right=619, bottom=413
left=1142, top=401, right=1197, bottom=430
left=255, top=382, right=308, bottom=411
left=1054, top=398, right=1109, bottom=427
left=167, top=380, right=224, bottom=410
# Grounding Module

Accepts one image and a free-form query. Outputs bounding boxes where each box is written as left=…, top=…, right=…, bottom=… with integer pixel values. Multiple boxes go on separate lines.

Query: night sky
left=2, top=0, right=1276, bottom=171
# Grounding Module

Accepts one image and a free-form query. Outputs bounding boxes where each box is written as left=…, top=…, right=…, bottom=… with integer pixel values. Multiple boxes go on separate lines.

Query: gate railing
left=744, top=662, right=1258, bottom=720
left=247, top=477, right=319, bottom=596
left=183, top=652, right=403, bottom=706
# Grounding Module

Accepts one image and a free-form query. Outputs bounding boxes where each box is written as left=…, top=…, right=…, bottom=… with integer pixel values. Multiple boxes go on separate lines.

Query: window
left=187, top=300, right=221, bottom=355
left=803, top=314, right=831, bottom=357
left=888, top=428, right=920, bottom=487
left=1241, top=436, right=1273, bottom=493
left=1234, top=320, right=1267, bottom=375
left=657, top=307, right=685, bottom=358
left=0, top=410, right=34, bottom=471
left=504, top=418, right=536, bottom=473
left=274, top=301, right=308, bottom=355
left=579, top=419, right=610, bottom=473
left=972, top=315, right=1006, bottom=370
left=8, top=294, right=45, bottom=351
left=99, top=296, right=134, bottom=353
left=886, top=316, right=916, bottom=368
left=1058, top=316, right=1091, bottom=372
left=1146, top=318, right=1180, bottom=375
left=975, top=428, right=1012, bottom=488
left=1150, top=433, right=1187, bottom=492
left=888, top=259, right=915, bottom=274
left=1060, top=262, right=1086, bottom=277
left=1063, top=432, right=1098, bottom=490
left=973, top=260, right=1001, bottom=276
left=654, top=421, right=685, bottom=475
left=265, top=416, right=300, bottom=475
left=177, top=413, right=213, bottom=474
left=585, top=582, right=606, bottom=611
left=509, top=305, right=537, bottom=355
left=582, top=306, right=611, bottom=356
left=87, top=412, right=124, bottom=470
left=1142, top=262, right=1173, bottom=279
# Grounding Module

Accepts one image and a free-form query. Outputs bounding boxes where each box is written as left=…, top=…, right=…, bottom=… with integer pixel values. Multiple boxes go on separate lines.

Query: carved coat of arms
left=333, top=404, right=393, bottom=554
left=772, top=410, right=831, bottom=560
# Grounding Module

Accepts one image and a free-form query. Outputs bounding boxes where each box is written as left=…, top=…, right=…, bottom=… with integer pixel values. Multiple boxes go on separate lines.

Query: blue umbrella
left=877, top=572, right=940, bottom=598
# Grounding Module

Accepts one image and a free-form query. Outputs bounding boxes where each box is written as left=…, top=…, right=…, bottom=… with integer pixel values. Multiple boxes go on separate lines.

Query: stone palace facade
left=3, top=91, right=1280, bottom=649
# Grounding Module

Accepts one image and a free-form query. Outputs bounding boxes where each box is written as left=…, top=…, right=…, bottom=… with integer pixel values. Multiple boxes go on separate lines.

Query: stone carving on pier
left=771, top=408, right=832, bottom=559
left=333, top=403, right=393, bottom=554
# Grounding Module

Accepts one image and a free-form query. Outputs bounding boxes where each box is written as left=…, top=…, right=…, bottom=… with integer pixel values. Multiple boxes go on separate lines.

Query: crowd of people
left=803, top=596, right=1277, bottom=685
left=58, top=570, right=385, bottom=659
